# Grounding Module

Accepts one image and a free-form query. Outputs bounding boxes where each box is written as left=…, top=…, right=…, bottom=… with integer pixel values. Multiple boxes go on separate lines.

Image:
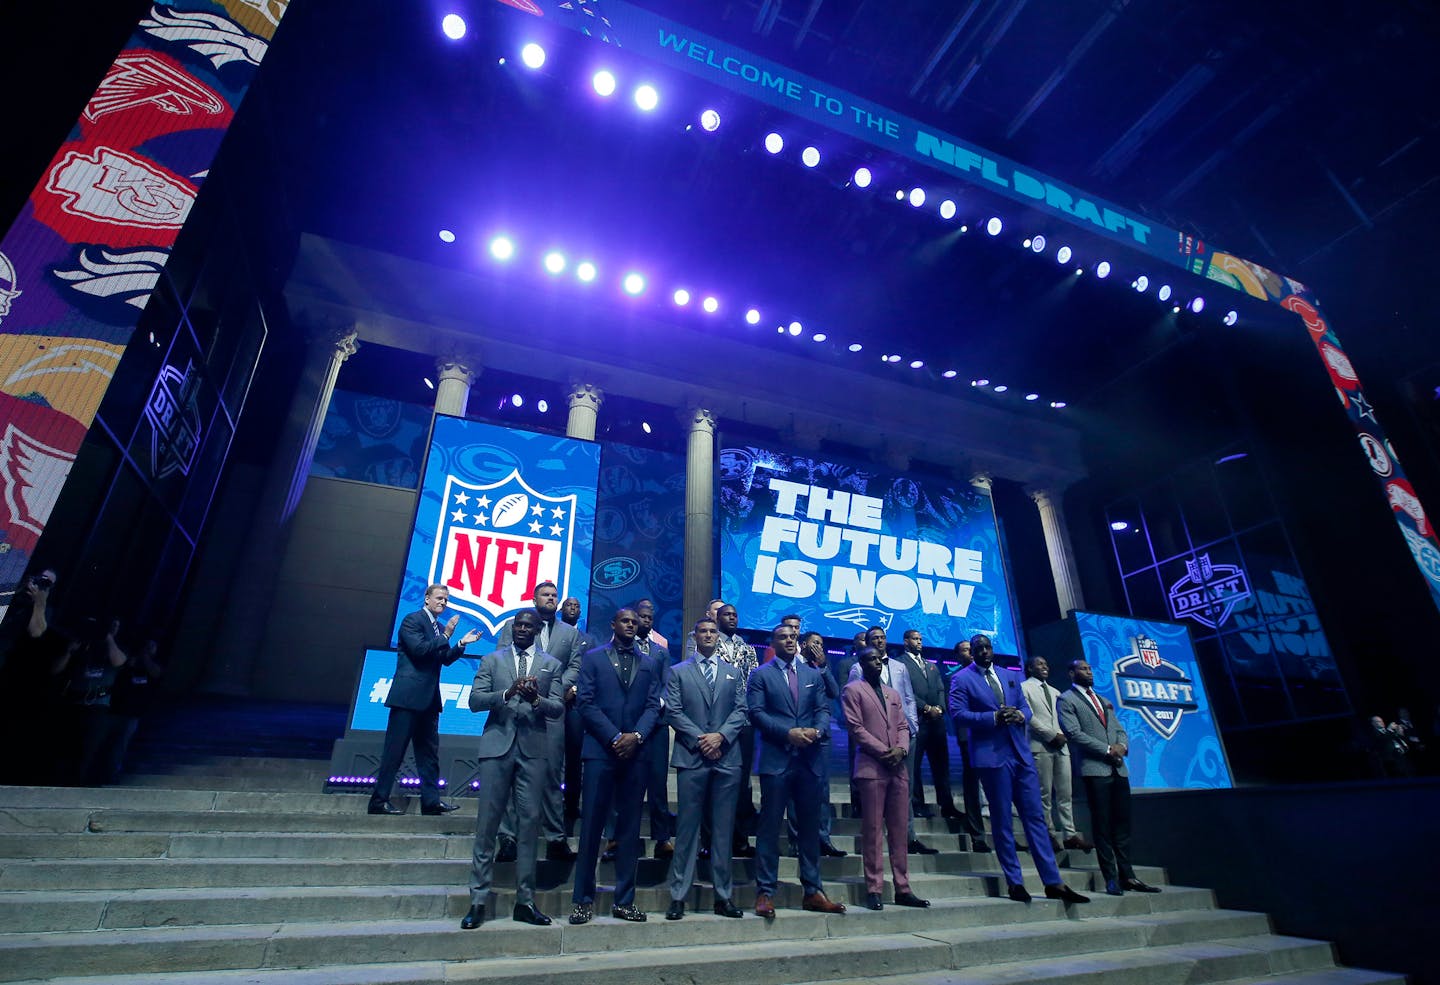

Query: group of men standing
left=369, top=582, right=1157, bottom=929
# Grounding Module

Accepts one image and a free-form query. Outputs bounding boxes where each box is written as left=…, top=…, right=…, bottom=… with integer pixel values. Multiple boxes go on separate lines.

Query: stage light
left=543, top=251, right=566, bottom=274
left=1095, top=261, right=1111, bottom=279
left=488, top=235, right=515, bottom=261
left=802, top=146, right=821, bottom=168
left=764, top=132, right=784, bottom=154
left=777, top=326, right=785, bottom=334
left=634, top=84, right=659, bottom=111
left=1056, top=246, right=1072, bottom=264
left=887, top=354, right=902, bottom=363
left=940, top=200, right=956, bottom=219
left=700, top=109, right=721, bottom=131
left=993, top=384, right=1008, bottom=393
left=895, top=190, right=905, bottom=201
left=986, top=217, right=1003, bottom=236
left=1030, top=235, right=1046, bottom=253
left=1190, top=297, right=1205, bottom=313
left=703, top=296, right=719, bottom=313
left=511, top=393, right=524, bottom=408
left=745, top=308, right=761, bottom=325
left=973, top=378, right=989, bottom=386
left=673, top=288, right=691, bottom=306
left=853, top=167, right=872, bottom=188
left=642, top=421, right=652, bottom=434
left=423, top=377, right=434, bottom=390
left=438, top=229, right=455, bottom=243
left=592, top=70, right=617, bottom=96
left=1050, top=401, right=1067, bottom=409
left=1134, top=275, right=1149, bottom=292
left=812, top=333, right=827, bottom=342
left=1224, top=310, right=1238, bottom=326
left=1110, top=520, right=1129, bottom=531
left=959, top=224, right=969, bottom=233
left=788, top=321, right=803, bottom=336
left=848, top=343, right=863, bottom=352
left=1158, top=284, right=1172, bottom=301
left=1025, top=393, right=1039, bottom=401
left=441, top=14, right=466, bottom=39
left=1024, top=239, right=1032, bottom=249
left=943, top=370, right=958, bottom=379
left=1075, top=268, right=1084, bottom=276
left=576, top=261, right=597, bottom=282
left=909, top=187, right=926, bottom=207
left=1172, top=305, right=1181, bottom=313
left=623, top=272, right=646, bottom=295
left=537, top=399, right=549, bottom=413
left=521, top=43, right=546, bottom=69
left=910, top=360, right=924, bottom=369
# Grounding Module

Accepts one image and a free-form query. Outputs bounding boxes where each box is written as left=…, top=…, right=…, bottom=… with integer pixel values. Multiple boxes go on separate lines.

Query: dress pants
left=756, top=764, right=823, bottom=897
left=668, top=764, right=740, bottom=902
left=955, top=739, right=986, bottom=838
left=563, top=704, right=582, bottom=834
left=573, top=755, right=646, bottom=906
left=370, top=706, right=441, bottom=810
left=975, top=759, right=1062, bottom=887
left=1084, top=773, right=1136, bottom=884
left=910, top=719, right=957, bottom=813
left=1033, top=747, right=1077, bottom=839
left=469, top=746, right=542, bottom=906
left=786, top=746, right=834, bottom=846
left=498, top=719, right=566, bottom=844
left=856, top=773, right=912, bottom=895
left=644, top=725, right=675, bottom=844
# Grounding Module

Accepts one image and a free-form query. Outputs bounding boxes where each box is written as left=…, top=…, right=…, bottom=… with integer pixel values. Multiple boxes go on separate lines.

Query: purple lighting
left=441, top=14, right=466, bottom=39
left=634, top=84, right=659, bottom=111
left=673, top=288, right=691, bottom=306
left=520, top=43, right=546, bottom=69
left=438, top=229, right=455, bottom=243
left=542, top=251, right=566, bottom=274
left=623, top=272, right=646, bottom=295
left=576, top=261, right=597, bottom=282
left=700, top=109, right=721, bottom=131
left=853, top=167, right=872, bottom=188
left=745, top=308, right=761, bottom=325
left=592, top=70, right=617, bottom=96
left=488, top=236, right=515, bottom=261
left=702, top=296, right=719, bottom=313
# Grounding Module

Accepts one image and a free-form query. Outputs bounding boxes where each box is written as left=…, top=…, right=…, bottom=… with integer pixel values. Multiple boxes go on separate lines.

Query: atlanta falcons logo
left=84, top=53, right=226, bottom=122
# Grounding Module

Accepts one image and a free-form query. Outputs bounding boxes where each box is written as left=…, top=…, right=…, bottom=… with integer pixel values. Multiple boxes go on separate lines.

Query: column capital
left=681, top=405, right=717, bottom=434
left=435, top=349, right=482, bottom=387
left=567, top=381, right=605, bottom=411
left=302, top=316, right=360, bottom=362
left=1028, top=486, right=1055, bottom=508
left=970, top=472, right=994, bottom=492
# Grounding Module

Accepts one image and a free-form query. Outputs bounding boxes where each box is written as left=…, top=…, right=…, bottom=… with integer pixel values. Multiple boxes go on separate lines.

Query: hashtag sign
left=369, top=678, right=392, bottom=703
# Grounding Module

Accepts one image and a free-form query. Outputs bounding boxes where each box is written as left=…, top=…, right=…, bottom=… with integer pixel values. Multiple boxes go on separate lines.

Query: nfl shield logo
left=1137, top=636, right=1161, bottom=669
left=429, top=468, right=577, bottom=634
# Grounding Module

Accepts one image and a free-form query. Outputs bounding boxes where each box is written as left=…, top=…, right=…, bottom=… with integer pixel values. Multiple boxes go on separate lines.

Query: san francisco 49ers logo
left=430, top=469, right=578, bottom=634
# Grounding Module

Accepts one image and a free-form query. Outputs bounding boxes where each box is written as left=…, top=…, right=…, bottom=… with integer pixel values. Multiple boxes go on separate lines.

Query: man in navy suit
left=368, top=584, right=480, bottom=816
left=748, top=623, right=845, bottom=917
left=947, top=634, right=1089, bottom=905
left=569, top=608, right=664, bottom=925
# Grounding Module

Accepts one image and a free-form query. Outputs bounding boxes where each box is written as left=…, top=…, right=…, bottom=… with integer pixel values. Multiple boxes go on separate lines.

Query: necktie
left=431, top=617, right=443, bottom=639
left=517, top=647, right=528, bottom=679
left=1086, top=687, right=1106, bottom=724
left=1042, top=682, right=1055, bottom=717
left=986, top=668, right=1004, bottom=705
left=787, top=660, right=799, bottom=704
left=702, top=656, right=715, bottom=687
left=540, top=620, right=551, bottom=652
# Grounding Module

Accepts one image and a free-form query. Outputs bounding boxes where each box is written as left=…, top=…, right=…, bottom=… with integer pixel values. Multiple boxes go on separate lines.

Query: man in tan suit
left=1021, top=656, right=1089, bottom=853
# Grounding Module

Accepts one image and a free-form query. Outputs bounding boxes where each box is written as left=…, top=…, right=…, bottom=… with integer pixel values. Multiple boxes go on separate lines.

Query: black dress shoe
left=713, top=898, right=743, bottom=918
left=665, top=900, right=685, bottom=920
left=546, top=839, right=577, bottom=861
left=460, top=904, right=485, bottom=929
left=1045, top=883, right=1091, bottom=904
left=863, top=892, right=883, bottom=910
left=1122, top=878, right=1161, bottom=893
left=611, top=903, right=647, bottom=922
left=421, top=801, right=459, bottom=816
left=1106, top=880, right=1124, bottom=896
left=512, top=902, right=552, bottom=925
left=970, top=837, right=991, bottom=853
left=495, top=838, right=517, bottom=863
left=820, top=842, right=848, bottom=858
left=893, top=891, right=931, bottom=908
left=1007, top=883, right=1032, bottom=903
left=368, top=801, right=404, bottom=816
left=733, top=841, right=755, bottom=858
left=907, top=839, right=939, bottom=855
left=940, top=806, right=963, bottom=822
left=568, top=902, right=593, bottom=925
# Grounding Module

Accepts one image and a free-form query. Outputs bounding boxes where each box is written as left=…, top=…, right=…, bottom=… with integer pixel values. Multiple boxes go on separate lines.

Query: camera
left=31, top=574, right=54, bottom=590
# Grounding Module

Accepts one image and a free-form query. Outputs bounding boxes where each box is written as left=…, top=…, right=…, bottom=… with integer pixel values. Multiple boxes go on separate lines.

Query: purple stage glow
left=623, top=272, right=646, bottom=295
left=489, top=235, right=515, bottom=261
left=521, top=43, right=546, bottom=69
left=543, top=251, right=566, bottom=274
left=702, top=296, right=718, bottom=313
left=576, top=261, right=597, bottom=282
left=745, top=308, right=761, bottom=324
left=634, top=84, right=659, bottom=111
left=673, top=288, right=690, bottom=306
left=441, top=14, right=466, bottom=39
left=592, top=70, right=617, bottom=96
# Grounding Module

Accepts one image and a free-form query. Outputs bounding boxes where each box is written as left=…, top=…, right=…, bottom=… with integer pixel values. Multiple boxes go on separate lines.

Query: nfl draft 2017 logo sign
left=1167, top=553, right=1251, bottom=629
left=1114, top=635, right=1199, bottom=740
left=432, top=469, right=578, bottom=634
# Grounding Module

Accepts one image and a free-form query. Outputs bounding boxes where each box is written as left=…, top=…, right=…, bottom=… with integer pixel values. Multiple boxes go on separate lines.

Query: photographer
left=0, top=569, right=66, bottom=784
left=105, top=638, right=165, bottom=782
left=53, top=617, right=127, bottom=786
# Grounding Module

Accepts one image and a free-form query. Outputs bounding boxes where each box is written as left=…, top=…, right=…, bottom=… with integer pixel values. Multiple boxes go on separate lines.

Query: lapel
left=970, top=664, right=999, bottom=709
left=1071, top=687, right=1104, bottom=729
left=859, top=678, right=889, bottom=729
left=606, top=645, right=629, bottom=689
left=493, top=647, right=516, bottom=690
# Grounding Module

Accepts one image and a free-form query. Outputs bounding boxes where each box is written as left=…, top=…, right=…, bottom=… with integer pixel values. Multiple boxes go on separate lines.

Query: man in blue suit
left=748, top=623, right=845, bottom=917
left=569, top=608, right=664, bottom=925
left=663, top=617, right=749, bottom=920
left=947, top=634, right=1089, bottom=905
left=368, top=584, right=480, bottom=816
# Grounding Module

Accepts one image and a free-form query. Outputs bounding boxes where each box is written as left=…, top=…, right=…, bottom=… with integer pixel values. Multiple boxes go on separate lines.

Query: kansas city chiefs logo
left=1114, top=635, right=1198, bottom=741
left=84, top=53, right=226, bottom=122
left=430, top=469, right=577, bottom=634
left=45, top=147, right=196, bottom=229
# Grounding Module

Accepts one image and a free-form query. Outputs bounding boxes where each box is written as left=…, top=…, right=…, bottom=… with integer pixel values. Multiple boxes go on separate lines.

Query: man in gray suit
left=496, top=581, right=586, bottom=861
left=461, top=611, right=566, bottom=929
left=663, top=617, right=749, bottom=920
left=1056, top=658, right=1159, bottom=897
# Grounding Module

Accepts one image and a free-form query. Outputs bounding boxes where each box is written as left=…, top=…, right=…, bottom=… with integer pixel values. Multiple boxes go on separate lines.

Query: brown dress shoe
left=802, top=891, right=846, bottom=914
left=754, top=893, right=776, bottom=918
left=654, top=840, right=675, bottom=859
left=1063, top=835, right=1094, bottom=852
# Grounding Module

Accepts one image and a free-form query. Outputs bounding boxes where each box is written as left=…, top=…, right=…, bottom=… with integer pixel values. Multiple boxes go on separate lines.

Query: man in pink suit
left=842, top=647, right=931, bottom=912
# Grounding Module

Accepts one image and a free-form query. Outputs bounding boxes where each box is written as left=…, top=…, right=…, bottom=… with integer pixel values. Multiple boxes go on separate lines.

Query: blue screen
left=349, top=648, right=489, bottom=736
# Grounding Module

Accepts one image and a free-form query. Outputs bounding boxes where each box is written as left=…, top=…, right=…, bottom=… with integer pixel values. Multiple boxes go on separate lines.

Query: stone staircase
left=0, top=757, right=1405, bottom=985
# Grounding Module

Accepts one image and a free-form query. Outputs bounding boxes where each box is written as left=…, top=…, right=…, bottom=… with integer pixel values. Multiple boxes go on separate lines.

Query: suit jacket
left=899, top=650, right=947, bottom=733
left=842, top=679, right=910, bottom=780
left=468, top=646, right=566, bottom=759
left=1021, top=676, right=1069, bottom=757
left=847, top=656, right=919, bottom=735
left=1057, top=686, right=1129, bottom=778
left=666, top=654, right=749, bottom=769
left=575, top=642, right=663, bottom=761
left=388, top=608, right=468, bottom=711
left=498, top=615, right=587, bottom=689
left=947, top=662, right=1034, bottom=769
left=748, top=656, right=831, bottom=776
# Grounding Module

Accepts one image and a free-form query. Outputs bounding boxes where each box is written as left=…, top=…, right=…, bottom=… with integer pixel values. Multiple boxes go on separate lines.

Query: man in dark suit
left=748, top=623, right=845, bottom=917
left=632, top=597, right=675, bottom=858
left=559, top=595, right=593, bottom=833
left=948, top=634, right=1089, bottom=905
left=569, top=608, right=664, bottom=924
left=898, top=628, right=960, bottom=821
left=1057, top=658, right=1159, bottom=896
left=663, top=617, right=749, bottom=920
left=460, top=611, right=565, bottom=929
left=368, top=584, right=480, bottom=816
left=495, top=581, right=586, bottom=861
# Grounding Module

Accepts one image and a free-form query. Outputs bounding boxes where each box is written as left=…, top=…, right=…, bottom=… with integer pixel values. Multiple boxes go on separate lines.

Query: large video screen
left=718, top=444, right=1021, bottom=653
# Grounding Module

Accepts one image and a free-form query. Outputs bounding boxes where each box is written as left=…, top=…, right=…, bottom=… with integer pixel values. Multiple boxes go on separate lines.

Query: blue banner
left=390, top=416, right=601, bottom=648
left=311, top=389, right=431, bottom=489
left=348, top=648, right=488, bottom=736
left=718, top=444, right=1020, bottom=652
left=1072, top=611, right=1233, bottom=790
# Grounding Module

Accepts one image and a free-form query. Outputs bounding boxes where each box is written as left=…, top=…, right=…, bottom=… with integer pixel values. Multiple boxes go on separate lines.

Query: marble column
left=1030, top=487, right=1085, bottom=617
left=566, top=382, right=604, bottom=440
left=433, top=350, right=480, bottom=418
left=204, top=320, right=359, bottom=695
left=681, top=405, right=717, bottom=630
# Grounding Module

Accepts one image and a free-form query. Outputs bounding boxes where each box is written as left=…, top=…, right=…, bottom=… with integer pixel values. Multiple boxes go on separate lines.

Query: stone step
left=0, top=910, right=1286, bottom=984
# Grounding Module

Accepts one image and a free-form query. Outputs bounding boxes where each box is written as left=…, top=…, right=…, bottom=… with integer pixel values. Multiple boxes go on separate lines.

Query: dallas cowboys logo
left=1114, top=636, right=1198, bottom=740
